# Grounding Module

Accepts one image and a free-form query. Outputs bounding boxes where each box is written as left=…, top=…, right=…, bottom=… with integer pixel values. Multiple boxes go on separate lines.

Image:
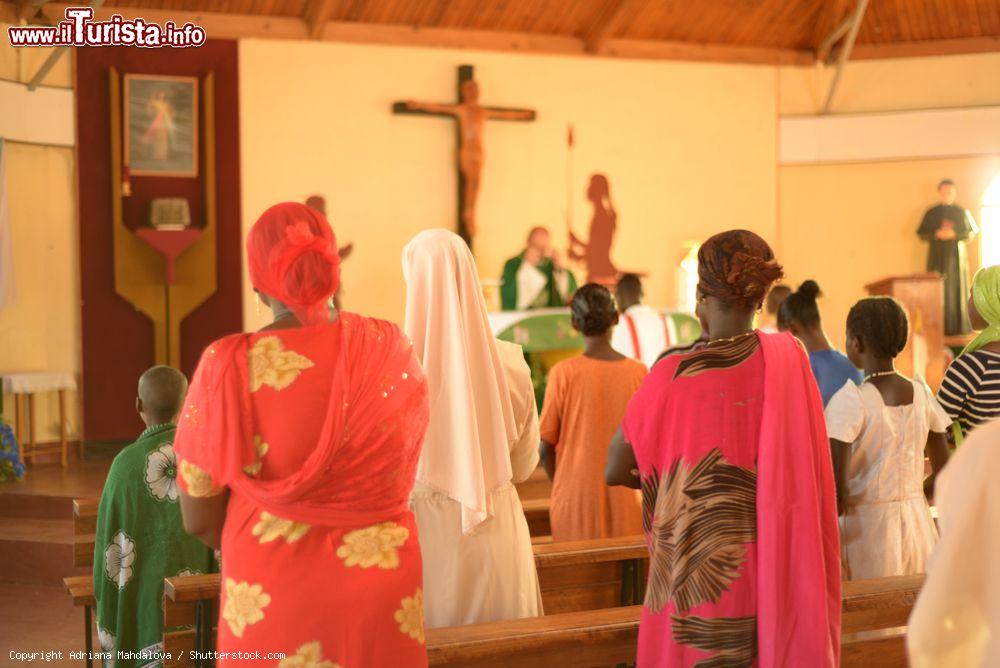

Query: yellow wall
left=238, top=40, right=778, bottom=327
left=779, top=53, right=1000, bottom=115
left=779, top=157, right=1000, bottom=349
left=0, top=26, right=79, bottom=443
left=776, top=55, right=1000, bottom=348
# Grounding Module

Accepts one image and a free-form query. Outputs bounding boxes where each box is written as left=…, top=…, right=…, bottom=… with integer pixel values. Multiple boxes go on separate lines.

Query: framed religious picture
left=124, top=74, right=199, bottom=177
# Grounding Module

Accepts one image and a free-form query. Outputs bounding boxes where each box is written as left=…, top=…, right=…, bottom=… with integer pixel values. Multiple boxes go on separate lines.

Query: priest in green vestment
left=94, top=366, right=216, bottom=667
left=501, top=227, right=578, bottom=311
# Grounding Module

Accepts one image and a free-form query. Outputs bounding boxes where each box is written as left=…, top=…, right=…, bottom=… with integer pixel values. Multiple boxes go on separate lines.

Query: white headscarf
left=907, top=419, right=1000, bottom=667
left=403, top=229, right=519, bottom=533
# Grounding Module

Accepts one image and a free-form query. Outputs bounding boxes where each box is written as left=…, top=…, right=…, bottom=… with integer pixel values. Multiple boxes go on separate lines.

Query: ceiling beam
left=812, top=0, right=851, bottom=60
left=583, top=0, right=631, bottom=53
left=823, top=0, right=870, bottom=114
left=30, top=3, right=814, bottom=65
left=851, top=36, right=1000, bottom=60
left=25, top=1, right=993, bottom=66
left=600, top=39, right=814, bottom=66
left=817, top=16, right=851, bottom=62
left=303, top=0, right=335, bottom=40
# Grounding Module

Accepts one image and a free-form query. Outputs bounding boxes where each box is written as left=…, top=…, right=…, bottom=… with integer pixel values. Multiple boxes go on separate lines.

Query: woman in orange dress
left=174, top=202, right=430, bottom=667
left=539, top=283, right=646, bottom=541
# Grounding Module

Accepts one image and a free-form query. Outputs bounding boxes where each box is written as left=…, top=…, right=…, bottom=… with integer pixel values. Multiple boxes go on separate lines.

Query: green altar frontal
left=488, top=308, right=702, bottom=408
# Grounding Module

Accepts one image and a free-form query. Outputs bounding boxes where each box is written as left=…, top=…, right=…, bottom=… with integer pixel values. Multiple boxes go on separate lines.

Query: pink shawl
left=756, top=331, right=841, bottom=667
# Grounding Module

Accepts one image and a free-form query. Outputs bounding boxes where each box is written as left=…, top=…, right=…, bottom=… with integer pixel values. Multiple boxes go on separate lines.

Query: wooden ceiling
left=6, top=0, right=1000, bottom=64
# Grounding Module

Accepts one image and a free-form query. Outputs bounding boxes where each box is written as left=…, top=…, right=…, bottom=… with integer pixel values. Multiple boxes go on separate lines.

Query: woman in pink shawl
left=606, top=230, right=841, bottom=668
left=174, top=202, right=430, bottom=667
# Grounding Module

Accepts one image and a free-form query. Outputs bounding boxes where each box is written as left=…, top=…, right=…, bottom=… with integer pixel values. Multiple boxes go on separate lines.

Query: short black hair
left=777, top=280, right=822, bottom=329
left=138, top=366, right=188, bottom=422
left=616, top=273, right=643, bottom=300
left=938, top=179, right=955, bottom=189
left=571, top=283, right=619, bottom=336
left=846, top=297, right=909, bottom=359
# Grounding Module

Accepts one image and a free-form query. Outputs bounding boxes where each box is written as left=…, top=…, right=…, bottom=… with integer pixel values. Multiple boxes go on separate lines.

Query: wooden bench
left=427, top=575, right=923, bottom=668
left=521, top=498, right=550, bottom=537
left=64, top=575, right=96, bottom=667
left=65, top=499, right=99, bottom=667
left=73, top=498, right=98, bottom=568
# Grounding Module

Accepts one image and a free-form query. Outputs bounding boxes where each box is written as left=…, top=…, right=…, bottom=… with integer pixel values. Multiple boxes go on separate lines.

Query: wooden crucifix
left=393, top=65, right=536, bottom=247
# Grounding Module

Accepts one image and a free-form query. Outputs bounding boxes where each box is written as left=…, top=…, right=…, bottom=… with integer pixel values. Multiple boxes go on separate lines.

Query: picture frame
left=124, top=73, right=199, bottom=177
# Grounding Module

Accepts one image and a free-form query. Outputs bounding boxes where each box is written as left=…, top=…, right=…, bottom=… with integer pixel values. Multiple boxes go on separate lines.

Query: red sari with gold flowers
left=174, top=313, right=429, bottom=667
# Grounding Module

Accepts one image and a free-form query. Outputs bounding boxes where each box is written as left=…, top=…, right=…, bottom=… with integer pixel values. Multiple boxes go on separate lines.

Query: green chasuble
left=500, top=253, right=579, bottom=311
left=93, top=423, right=216, bottom=667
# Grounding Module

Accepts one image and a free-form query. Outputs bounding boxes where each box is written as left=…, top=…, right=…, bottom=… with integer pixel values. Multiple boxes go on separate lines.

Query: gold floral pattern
left=394, top=589, right=425, bottom=644
left=248, top=336, right=314, bottom=392
left=223, top=578, right=271, bottom=638
left=277, top=641, right=341, bottom=668
left=336, top=522, right=409, bottom=569
left=179, top=460, right=221, bottom=497
left=243, top=435, right=270, bottom=477
left=252, top=512, right=311, bottom=544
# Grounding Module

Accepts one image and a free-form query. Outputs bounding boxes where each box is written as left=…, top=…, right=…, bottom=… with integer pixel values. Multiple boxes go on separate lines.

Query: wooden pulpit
left=865, top=273, right=946, bottom=390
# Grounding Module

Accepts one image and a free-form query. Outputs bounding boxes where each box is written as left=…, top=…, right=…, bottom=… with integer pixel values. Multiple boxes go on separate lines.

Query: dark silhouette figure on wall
left=569, top=174, right=619, bottom=285
left=917, top=179, right=978, bottom=335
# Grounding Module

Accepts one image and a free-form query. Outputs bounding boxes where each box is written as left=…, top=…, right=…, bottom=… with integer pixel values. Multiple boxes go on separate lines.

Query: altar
left=488, top=308, right=702, bottom=407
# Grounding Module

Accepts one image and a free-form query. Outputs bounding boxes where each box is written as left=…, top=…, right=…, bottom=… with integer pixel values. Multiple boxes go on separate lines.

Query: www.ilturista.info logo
left=7, top=7, right=206, bottom=48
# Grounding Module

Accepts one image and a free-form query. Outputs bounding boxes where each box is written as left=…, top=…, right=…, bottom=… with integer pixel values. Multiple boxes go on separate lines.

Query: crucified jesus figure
left=398, top=75, right=535, bottom=242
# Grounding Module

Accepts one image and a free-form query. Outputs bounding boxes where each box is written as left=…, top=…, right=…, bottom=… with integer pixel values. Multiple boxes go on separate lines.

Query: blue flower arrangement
left=0, top=420, right=25, bottom=482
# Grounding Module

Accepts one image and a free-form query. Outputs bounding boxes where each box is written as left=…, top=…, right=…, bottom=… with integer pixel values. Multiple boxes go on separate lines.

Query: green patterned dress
left=93, top=423, right=217, bottom=667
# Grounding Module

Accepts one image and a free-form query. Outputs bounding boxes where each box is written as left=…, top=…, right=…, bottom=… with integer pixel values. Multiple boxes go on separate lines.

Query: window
left=981, top=175, right=1000, bottom=268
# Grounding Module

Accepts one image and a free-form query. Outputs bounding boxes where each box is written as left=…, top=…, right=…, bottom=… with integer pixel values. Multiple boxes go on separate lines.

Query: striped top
left=937, top=349, right=1000, bottom=433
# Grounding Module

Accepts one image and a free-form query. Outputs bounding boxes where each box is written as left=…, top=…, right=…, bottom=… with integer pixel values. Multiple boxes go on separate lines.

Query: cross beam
left=392, top=64, right=536, bottom=247
left=823, top=0, right=870, bottom=114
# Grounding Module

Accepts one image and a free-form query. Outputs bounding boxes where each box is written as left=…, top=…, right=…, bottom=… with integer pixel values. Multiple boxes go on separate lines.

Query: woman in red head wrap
left=607, top=230, right=841, bottom=668
left=174, top=202, right=430, bottom=667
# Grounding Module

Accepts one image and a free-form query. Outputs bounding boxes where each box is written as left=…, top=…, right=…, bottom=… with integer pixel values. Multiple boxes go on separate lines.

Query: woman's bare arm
left=179, top=490, right=229, bottom=550
left=924, top=431, right=950, bottom=501
left=605, top=427, right=641, bottom=489
left=830, top=439, right=851, bottom=516
left=539, top=440, right=556, bottom=482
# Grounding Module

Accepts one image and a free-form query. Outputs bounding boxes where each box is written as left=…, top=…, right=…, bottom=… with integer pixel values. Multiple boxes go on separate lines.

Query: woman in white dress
left=403, top=229, right=543, bottom=628
left=825, top=297, right=950, bottom=580
left=907, top=419, right=1000, bottom=668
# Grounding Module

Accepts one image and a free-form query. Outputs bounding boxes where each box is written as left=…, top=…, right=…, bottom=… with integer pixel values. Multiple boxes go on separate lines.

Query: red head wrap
left=247, top=202, right=341, bottom=326
left=698, top=229, right=784, bottom=308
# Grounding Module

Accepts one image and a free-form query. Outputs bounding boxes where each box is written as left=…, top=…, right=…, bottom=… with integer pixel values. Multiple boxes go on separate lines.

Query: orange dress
left=539, top=355, right=646, bottom=541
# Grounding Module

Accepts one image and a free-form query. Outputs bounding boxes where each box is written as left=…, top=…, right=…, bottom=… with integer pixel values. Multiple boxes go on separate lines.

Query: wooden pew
left=514, top=467, right=551, bottom=501
left=427, top=576, right=922, bottom=668
left=521, top=498, right=550, bottom=537
left=73, top=498, right=98, bottom=568
left=64, top=575, right=96, bottom=668
left=534, top=535, right=646, bottom=614
left=162, top=535, right=648, bottom=667
left=65, top=499, right=99, bottom=667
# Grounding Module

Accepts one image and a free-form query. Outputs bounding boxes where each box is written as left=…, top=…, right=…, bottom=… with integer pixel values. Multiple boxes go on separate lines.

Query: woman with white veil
left=403, top=229, right=543, bottom=628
